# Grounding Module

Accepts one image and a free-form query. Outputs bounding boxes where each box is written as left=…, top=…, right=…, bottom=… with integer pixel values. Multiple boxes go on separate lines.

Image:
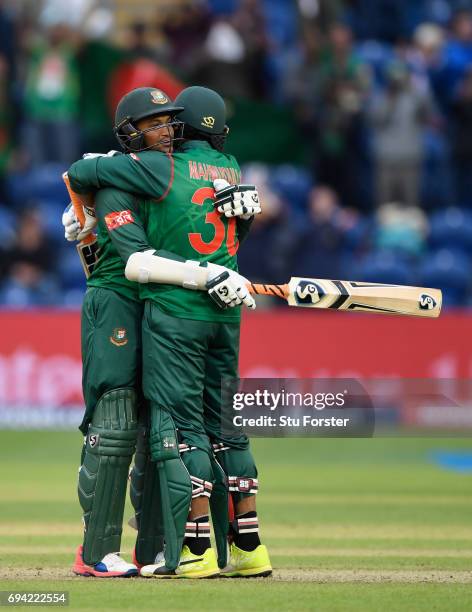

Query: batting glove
left=213, top=178, right=261, bottom=220
left=62, top=204, right=80, bottom=241
left=61, top=203, right=97, bottom=242
left=82, top=150, right=121, bottom=160
left=206, top=264, right=256, bottom=310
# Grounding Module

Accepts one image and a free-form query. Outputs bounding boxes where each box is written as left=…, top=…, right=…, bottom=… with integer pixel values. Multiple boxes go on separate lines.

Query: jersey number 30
left=188, top=187, right=239, bottom=256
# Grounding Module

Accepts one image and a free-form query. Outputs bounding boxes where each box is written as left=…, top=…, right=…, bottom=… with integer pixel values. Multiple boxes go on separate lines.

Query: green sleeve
left=68, top=151, right=173, bottom=199
left=95, top=189, right=151, bottom=262
left=95, top=188, right=186, bottom=265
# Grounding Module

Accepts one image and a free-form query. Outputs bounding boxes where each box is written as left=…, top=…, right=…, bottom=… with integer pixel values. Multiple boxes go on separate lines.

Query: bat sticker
left=89, top=434, right=99, bottom=448
left=419, top=293, right=437, bottom=310
left=295, top=280, right=323, bottom=305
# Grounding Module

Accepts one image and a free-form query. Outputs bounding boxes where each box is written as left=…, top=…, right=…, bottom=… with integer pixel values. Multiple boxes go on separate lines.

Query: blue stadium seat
left=261, top=0, right=298, bottom=48
left=0, top=276, right=61, bottom=307
left=57, top=246, right=87, bottom=291
left=417, top=248, right=471, bottom=307
left=0, top=204, right=16, bottom=246
left=340, top=216, right=374, bottom=254
left=352, top=250, right=416, bottom=285
left=62, top=288, right=85, bottom=308
left=6, top=163, right=68, bottom=207
left=429, top=207, right=472, bottom=253
left=271, top=165, right=313, bottom=213
left=207, top=0, right=237, bottom=15
left=33, top=199, right=67, bottom=241
left=421, top=130, right=453, bottom=209
left=0, top=283, right=32, bottom=308
left=355, top=40, right=394, bottom=85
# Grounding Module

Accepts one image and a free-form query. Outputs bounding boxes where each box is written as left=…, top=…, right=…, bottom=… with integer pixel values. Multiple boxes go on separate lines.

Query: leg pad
left=79, top=388, right=138, bottom=566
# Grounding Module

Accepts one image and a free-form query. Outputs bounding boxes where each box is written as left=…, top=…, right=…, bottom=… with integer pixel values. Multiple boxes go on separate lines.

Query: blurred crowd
left=0, top=0, right=471, bottom=308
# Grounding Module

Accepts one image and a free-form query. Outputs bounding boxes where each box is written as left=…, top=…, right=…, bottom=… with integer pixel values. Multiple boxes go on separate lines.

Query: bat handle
left=248, top=283, right=289, bottom=300
left=62, top=172, right=95, bottom=245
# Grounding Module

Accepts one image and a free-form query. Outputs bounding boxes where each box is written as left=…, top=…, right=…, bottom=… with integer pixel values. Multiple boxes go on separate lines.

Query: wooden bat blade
left=76, top=239, right=100, bottom=279
left=285, top=277, right=442, bottom=318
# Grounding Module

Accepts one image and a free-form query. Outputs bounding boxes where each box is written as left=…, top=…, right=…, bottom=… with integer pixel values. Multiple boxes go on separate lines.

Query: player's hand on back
left=205, top=263, right=256, bottom=310
left=82, top=150, right=121, bottom=160
left=213, top=179, right=261, bottom=220
left=61, top=203, right=97, bottom=241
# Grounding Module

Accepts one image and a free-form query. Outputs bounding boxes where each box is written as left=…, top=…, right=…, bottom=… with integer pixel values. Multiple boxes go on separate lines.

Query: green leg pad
left=156, top=458, right=192, bottom=571
left=129, top=425, right=165, bottom=566
left=78, top=388, right=138, bottom=566
left=150, top=406, right=192, bottom=571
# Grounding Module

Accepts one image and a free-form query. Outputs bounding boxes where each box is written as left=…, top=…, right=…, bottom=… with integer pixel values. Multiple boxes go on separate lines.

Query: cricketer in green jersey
left=67, top=86, right=272, bottom=578
left=65, top=88, right=185, bottom=577
left=64, top=88, right=249, bottom=577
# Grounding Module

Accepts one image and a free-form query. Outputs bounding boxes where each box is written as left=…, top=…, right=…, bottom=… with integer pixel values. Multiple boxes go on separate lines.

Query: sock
left=233, top=511, right=261, bottom=552
left=184, top=515, right=211, bottom=556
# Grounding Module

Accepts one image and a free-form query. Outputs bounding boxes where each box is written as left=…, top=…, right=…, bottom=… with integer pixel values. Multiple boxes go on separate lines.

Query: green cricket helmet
left=174, top=86, right=229, bottom=151
left=113, top=87, right=184, bottom=152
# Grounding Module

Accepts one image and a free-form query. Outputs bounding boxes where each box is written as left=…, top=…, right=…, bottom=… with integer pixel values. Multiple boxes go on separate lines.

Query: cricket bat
left=248, top=278, right=442, bottom=318
left=62, top=172, right=441, bottom=317
left=63, top=172, right=99, bottom=278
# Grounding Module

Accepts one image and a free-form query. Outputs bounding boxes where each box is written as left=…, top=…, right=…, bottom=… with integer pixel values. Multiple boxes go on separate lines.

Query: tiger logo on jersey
left=110, top=327, right=128, bottom=346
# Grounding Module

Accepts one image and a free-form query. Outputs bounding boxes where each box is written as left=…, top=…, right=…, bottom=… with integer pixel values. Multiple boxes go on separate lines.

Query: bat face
left=287, top=277, right=442, bottom=318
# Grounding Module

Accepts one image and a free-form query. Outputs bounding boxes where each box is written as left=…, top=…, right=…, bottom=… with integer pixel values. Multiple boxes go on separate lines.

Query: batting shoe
left=72, top=545, right=138, bottom=577
left=132, top=548, right=165, bottom=572
left=221, top=543, right=272, bottom=578
left=140, top=545, right=220, bottom=579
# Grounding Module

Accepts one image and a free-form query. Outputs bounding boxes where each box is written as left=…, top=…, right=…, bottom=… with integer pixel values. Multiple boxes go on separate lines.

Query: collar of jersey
left=179, top=140, right=212, bottom=152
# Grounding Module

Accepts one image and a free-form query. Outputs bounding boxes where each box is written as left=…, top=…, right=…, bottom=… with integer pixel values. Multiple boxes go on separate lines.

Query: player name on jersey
left=188, top=161, right=241, bottom=184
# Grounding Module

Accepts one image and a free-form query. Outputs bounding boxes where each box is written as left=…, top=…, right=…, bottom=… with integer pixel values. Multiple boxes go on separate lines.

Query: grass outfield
left=0, top=432, right=471, bottom=611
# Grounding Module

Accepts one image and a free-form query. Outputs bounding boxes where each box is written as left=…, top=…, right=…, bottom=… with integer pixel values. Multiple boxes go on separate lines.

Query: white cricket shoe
left=73, top=545, right=138, bottom=577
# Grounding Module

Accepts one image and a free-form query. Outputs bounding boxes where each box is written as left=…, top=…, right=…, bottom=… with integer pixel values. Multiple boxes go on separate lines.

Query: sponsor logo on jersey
left=201, top=116, right=215, bottom=128
left=110, top=327, right=128, bottom=346
left=130, top=152, right=140, bottom=161
left=105, top=210, right=134, bottom=231
left=151, top=89, right=168, bottom=104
